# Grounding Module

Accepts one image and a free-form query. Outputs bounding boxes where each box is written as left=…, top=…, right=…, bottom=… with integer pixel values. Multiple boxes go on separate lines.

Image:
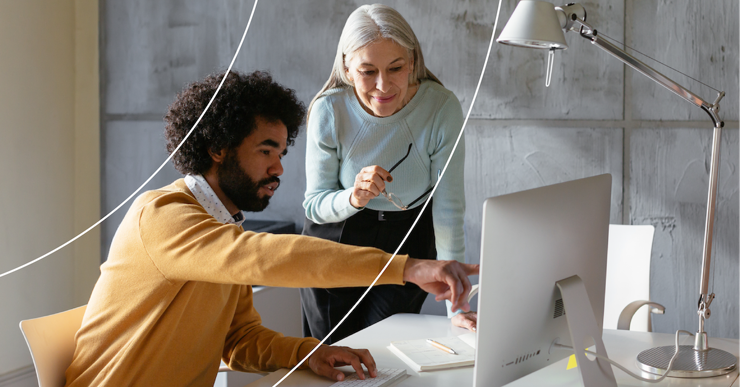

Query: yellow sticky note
left=566, top=354, right=578, bottom=370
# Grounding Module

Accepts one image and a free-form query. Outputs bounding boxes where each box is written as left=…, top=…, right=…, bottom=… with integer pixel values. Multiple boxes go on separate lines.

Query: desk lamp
left=496, top=0, right=734, bottom=378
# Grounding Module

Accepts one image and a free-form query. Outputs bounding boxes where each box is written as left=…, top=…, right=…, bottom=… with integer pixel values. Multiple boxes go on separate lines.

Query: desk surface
left=245, top=314, right=739, bottom=387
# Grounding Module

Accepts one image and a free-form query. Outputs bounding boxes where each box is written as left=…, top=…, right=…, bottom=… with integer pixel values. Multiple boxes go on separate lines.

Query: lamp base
left=636, top=345, right=737, bottom=378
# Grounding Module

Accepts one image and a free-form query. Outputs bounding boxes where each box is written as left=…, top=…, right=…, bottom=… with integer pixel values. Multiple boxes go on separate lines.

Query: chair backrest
left=19, top=305, right=87, bottom=387
left=603, top=224, right=655, bottom=331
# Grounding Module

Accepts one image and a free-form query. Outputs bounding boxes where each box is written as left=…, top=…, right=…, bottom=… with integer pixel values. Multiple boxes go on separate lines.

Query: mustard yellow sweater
left=65, top=179, right=408, bottom=386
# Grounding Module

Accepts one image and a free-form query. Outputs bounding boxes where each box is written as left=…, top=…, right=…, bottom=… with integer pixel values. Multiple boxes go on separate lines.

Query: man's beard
left=217, top=151, right=280, bottom=212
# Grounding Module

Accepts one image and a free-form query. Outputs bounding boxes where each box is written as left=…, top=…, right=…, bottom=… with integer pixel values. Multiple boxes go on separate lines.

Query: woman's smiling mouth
left=373, top=94, right=396, bottom=103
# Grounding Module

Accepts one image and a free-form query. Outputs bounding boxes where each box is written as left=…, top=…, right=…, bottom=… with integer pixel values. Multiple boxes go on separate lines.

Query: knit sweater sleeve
left=429, top=92, right=466, bottom=318
left=223, top=285, right=320, bottom=372
left=137, top=191, right=407, bottom=287
left=428, top=93, right=466, bottom=265
left=303, top=95, right=362, bottom=224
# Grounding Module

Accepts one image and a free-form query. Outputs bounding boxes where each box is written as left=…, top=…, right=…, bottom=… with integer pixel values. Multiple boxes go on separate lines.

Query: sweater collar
left=184, top=174, right=245, bottom=227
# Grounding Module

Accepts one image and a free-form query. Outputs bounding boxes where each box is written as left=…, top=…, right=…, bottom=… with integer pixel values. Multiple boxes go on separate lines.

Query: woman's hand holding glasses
left=350, top=144, right=435, bottom=211
left=350, top=165, right=393, bottom=209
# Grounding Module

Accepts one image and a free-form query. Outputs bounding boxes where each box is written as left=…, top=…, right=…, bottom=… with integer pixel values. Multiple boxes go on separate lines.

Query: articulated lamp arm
left=497, top=1, right=735, bottom=375
left=555, top=4, right=725, bottom=126
left=555, top=2, right=726, bottom=352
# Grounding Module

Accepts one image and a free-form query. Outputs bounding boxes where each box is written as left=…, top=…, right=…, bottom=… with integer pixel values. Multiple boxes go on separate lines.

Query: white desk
left=245, top=314, right=739, bottom=387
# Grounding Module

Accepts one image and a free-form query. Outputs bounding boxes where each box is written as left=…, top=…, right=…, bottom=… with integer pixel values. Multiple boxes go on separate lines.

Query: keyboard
left=328, top=368, right=407, bottom=387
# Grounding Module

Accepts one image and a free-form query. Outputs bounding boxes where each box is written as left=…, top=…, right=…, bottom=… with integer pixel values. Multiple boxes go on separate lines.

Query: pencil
left=426, top=339, right=457, bottom=355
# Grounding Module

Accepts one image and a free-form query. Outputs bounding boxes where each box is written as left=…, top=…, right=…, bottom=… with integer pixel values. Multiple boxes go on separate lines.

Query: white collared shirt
left=185, top=174, right=246, bottom=227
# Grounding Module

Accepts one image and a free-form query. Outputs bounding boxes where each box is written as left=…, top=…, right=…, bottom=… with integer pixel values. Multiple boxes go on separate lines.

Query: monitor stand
left=556, top=275, right=617, bottom=387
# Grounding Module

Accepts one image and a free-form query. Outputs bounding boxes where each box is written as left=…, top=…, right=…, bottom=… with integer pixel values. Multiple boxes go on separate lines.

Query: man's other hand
left=308, top=345, right=377, bottom=381
left=403, top=258, right=479, bottom=313
left=452, top=311, right=478, bottom=332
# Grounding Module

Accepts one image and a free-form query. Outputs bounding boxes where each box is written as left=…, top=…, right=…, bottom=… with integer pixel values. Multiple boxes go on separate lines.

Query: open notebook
left=388, top=334, right=476, bottom=372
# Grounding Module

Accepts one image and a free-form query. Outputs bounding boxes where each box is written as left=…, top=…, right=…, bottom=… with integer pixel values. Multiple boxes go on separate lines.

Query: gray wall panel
left=104, top=0, right=628, bottom=119
left=103, top=121, right=182, bottom=259
left=105, top=1, right=231, bottom=115
left=631, top=127, right=739, bottom=338
left=104, top=0, right=478, bottom=115
left=629, top=0, right=739, bottom=121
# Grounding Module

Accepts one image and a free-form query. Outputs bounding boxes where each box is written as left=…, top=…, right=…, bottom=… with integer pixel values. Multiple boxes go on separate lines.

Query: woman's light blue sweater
left=303, top=80, right=465, bottom=267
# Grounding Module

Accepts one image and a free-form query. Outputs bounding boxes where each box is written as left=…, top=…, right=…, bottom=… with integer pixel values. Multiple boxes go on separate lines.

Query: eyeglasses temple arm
left=405, top=170, right=442, bottom=209
left=387, top=143, right=413, bottom=173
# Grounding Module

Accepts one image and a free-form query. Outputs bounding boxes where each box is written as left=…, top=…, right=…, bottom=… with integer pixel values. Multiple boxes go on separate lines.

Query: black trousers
left=300, top=202, right=436, bottom=344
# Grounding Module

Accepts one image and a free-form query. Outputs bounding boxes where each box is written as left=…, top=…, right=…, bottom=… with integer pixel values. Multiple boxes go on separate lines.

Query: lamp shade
left=497, top=0, right=568, bottom=49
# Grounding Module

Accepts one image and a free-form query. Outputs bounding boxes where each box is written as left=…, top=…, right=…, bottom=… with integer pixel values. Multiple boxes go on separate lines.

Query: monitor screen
left=473, top=174, right=612, bottom=386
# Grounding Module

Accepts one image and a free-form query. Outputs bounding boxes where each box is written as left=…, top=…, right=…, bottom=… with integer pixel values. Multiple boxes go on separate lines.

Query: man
left=65, top=71, right=477, bottom=386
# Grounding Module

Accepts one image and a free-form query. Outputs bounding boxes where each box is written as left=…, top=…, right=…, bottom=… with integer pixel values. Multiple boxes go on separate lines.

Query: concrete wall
left=0, top=0, right=100, bottom=381
left=101, top=0, right=738, bottom=338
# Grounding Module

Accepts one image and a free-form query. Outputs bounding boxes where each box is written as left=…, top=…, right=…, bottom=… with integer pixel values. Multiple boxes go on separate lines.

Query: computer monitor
left=473, top=174, right=613, bottom=386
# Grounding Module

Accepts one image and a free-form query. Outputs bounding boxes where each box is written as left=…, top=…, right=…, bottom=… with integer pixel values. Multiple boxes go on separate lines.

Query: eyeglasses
left=381, top=143, right=437, bottom=211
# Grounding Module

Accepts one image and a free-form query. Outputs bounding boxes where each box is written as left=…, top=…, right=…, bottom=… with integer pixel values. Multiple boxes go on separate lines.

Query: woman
left=301, top=4, right=475, bottom=344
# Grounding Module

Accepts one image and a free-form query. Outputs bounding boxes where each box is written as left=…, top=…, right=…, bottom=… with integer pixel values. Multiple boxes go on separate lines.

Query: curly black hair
left=164, top=70, right=306, bottom=175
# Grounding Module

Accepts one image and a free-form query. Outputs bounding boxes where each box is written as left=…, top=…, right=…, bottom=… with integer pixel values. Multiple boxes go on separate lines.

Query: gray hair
left=308, top=4, right=441, bottom=120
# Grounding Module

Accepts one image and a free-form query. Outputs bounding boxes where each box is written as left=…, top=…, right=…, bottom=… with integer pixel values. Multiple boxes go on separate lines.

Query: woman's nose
left=376, top=72, right=390, bottom=93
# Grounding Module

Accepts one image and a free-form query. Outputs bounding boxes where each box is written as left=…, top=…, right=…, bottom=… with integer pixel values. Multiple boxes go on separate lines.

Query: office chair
left=19, top=305, right=231, bottom=387
left=19, top=305, right=87, bottom=387
left=603, top=224, right=665, bottom=332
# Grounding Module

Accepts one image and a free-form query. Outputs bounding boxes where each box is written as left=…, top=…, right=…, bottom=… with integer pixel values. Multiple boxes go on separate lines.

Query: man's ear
left=208, top=148, right=227, bottom=164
